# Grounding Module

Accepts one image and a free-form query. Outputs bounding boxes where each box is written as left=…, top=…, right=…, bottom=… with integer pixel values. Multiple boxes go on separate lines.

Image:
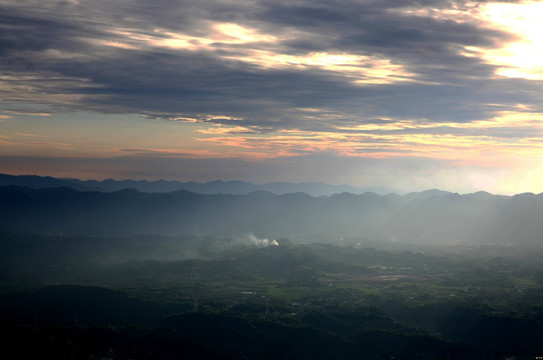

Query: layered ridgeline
left=0, top=173, right=392, bottom=196
left=1, top=183, right=542, bottom=245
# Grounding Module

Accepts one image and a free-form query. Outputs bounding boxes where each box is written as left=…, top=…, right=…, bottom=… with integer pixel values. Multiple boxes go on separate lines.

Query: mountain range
left=0, top=173, right=393, bottom=196
left=1, top=180, right=542, bottom=246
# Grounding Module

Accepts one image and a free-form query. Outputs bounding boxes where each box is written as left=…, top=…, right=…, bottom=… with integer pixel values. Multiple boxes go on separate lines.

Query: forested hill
left=1, top=185, right=542, bottom=245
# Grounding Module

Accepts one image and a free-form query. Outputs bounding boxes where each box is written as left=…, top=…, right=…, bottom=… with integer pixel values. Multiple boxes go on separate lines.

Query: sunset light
left=5, top=2, right=543, bottom=356
left=2, top=0, right=543, bottom=194
left=474, top=1, right=543, bottom=80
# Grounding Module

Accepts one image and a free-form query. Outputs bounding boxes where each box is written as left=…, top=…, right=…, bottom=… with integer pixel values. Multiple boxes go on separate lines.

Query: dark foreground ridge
left=2, top=240, right=543, bottom=359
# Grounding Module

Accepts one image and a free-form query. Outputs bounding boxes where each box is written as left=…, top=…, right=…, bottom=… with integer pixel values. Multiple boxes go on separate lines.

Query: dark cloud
left=0, top=0, right=539, bottom=133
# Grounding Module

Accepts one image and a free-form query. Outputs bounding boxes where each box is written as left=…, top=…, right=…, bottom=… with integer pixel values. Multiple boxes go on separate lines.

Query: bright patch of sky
left=475, top=1, right=543, bottom=80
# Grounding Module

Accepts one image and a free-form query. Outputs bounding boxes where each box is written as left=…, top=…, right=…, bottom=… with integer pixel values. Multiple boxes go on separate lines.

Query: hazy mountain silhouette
left=1, top=185, right=542, bottom=245
left=0, top=174, right=100, bottom=192
left=0, top=174, right=394, bottom=196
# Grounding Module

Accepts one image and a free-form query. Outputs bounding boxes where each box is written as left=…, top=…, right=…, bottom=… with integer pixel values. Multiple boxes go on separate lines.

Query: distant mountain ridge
left=0, top=173, right=394, bottom=196
left=1, top=184, right=542, bottom=245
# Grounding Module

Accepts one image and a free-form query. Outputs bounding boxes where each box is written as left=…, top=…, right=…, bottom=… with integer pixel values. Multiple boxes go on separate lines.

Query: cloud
left=2, top=0, right=543, bottom=193
left=1, top=0, right=534, bottom=127
left=463, top=1, right=543, bottom=80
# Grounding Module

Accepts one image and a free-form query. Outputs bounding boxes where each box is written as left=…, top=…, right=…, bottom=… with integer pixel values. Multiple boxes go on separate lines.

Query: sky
left=1, top=0, right=543, bottom=194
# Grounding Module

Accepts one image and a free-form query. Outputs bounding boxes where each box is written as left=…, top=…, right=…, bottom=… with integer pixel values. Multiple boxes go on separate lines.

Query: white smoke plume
left=242, top=233, right=279, bottom=247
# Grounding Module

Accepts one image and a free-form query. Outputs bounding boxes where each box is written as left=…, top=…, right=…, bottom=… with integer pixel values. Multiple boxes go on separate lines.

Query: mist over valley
left=1, top=174, right=542, bottom=247
left=2, top=175, right=543, bottom=359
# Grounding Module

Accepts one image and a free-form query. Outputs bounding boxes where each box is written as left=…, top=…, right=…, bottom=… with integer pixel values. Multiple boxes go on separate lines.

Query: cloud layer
left=1, top=0, right=543, bottom=193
